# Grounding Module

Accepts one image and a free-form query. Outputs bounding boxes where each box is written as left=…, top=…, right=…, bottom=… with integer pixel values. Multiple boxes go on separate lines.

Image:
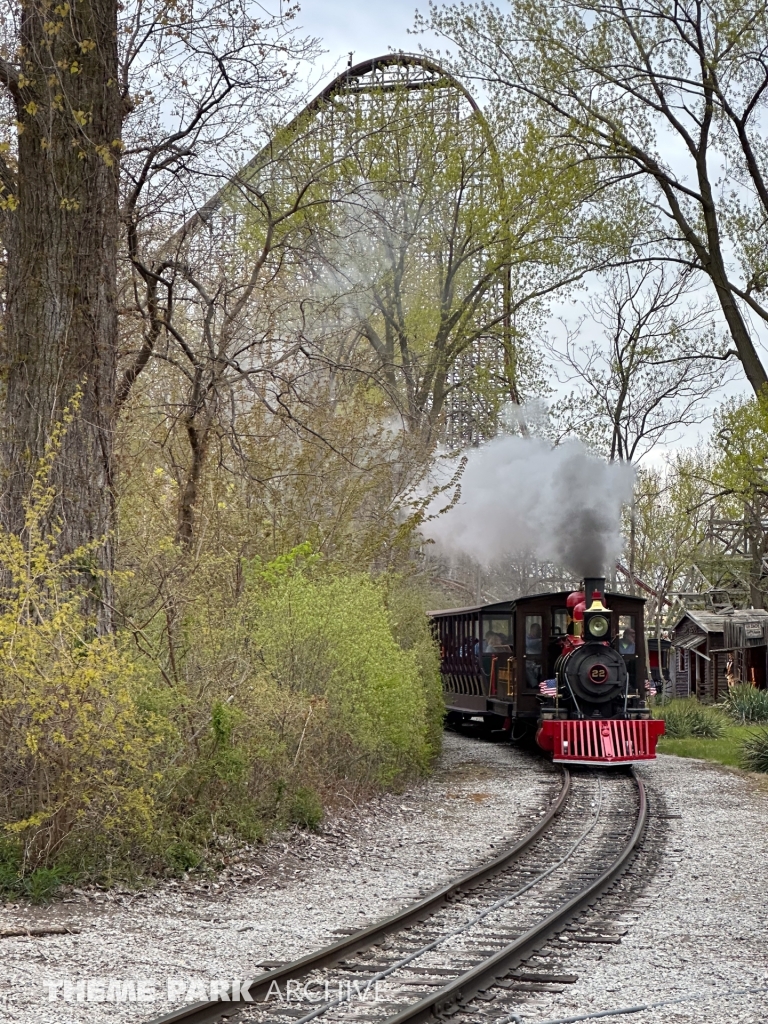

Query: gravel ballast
left=0, top=733, right=558, bottom=1023
left=0, top=738, right=766, bottom=1024
left=510, top=753, right=768, bottom=1024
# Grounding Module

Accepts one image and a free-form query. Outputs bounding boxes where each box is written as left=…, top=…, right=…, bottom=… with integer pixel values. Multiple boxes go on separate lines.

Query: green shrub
left=721, top=683, right=768, bottom=724
left=739, top=729, right=768, bottom=773
left=151, top=554, right=442, bottom=853
left=243, top=560, right=441, bottom=785
left=164, top=840, right=203, bottom=875
left=384, top=579, right=444, bottom=759
left=653, top=698, right=726, bottom=738
left=288, top=787, right=324, bottom=830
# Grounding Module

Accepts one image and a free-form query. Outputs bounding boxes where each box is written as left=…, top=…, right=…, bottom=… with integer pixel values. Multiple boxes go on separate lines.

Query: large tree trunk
left=3, top=1, right=120, bottom=607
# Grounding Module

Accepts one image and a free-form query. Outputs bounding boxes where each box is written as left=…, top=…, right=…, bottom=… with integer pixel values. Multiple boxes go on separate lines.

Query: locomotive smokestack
left=584, top=576, right=606, bottom=601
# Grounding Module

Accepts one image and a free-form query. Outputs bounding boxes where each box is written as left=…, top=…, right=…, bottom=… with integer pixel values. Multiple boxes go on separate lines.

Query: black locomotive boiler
left=429, top=576, right=664, bottom=764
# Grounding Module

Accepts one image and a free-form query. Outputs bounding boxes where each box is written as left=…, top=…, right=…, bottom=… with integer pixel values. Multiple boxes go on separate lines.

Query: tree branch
left=0, top=56, right=21, bottom=103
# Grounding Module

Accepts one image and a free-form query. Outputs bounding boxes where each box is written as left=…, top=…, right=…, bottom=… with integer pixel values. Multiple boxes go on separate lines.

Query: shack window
left=525, top=615, right=543, bottom=689
left=483, top=616, right=512, bottom=651
left=618, top=614, right=636, bottom=654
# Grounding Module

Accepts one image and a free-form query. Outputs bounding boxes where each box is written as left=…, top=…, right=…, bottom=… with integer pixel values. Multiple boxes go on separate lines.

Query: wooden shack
left=670, top=609, right=768, bottom=699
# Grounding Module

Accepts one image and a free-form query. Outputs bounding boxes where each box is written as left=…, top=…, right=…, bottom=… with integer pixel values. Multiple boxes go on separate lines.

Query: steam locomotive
left=429, top=576, right=665, bottom=764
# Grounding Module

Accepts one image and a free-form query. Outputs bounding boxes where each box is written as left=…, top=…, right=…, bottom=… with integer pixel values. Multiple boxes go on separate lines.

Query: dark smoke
left=427, top=435, right=634, bottom=575
left=555, top=506, right=616, bottom=578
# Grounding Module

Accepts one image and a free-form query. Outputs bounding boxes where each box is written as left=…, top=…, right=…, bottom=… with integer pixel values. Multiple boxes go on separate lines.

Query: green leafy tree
left=316, top=83, right=618, bottom=440
left=226, top=66, right=623, bottom=445
left=709, top=392, right=768, bottom=604
left=629, top=453, right=715, bottom=624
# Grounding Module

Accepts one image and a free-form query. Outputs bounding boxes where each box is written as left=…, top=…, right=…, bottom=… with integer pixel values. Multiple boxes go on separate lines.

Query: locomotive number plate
left=588, top=664, right=608, bottom=684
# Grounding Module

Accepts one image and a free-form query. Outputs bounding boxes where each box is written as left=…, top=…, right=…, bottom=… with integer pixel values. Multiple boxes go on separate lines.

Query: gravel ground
left=1, top=740, right=766, bottom=1024
left=514, top=753, right=768, bottom=1024
left=0, top=733, right=558, bottom=1023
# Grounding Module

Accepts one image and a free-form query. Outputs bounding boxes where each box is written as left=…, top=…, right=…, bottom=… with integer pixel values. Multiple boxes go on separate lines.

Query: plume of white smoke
left=426, top=435, right=634, bottom=578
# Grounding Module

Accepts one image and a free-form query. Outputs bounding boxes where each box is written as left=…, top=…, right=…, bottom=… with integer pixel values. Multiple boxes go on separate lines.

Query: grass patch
left=657, top=724, right=759, bottom=768
left=0, top=841, right=75, bottom=902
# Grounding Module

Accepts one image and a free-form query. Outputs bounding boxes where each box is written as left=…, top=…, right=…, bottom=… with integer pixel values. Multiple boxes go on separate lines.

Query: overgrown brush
left=1, top=533, right=443, bottom=894
left=0, top=423, right=166, bottom=892
left=158, top=550, right=442, bottom=841
left=653, top=698, right=726, bottom=739
left=243, top=557, right=440, bottom=784
left=1, top=419, right=443, bottom=899
left=720, top=683, right=768, bottom=724
left=739, top=729, right=768, bottom=773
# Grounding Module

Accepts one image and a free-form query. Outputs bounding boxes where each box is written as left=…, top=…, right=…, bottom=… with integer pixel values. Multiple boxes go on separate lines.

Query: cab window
left=482, top=616, right=512, bottom=651
left=618, top=614, right=636, bottom=654
left=552, top=609, right=568, bottom=636
left=525, top=615, right=543, bottom=654
left=617, top=613, right=637, bottom=691
left=524, top=614, right=543, bottom=689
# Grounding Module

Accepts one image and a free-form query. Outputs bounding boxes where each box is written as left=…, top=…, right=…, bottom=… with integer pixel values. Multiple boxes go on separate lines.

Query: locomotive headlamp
left=584, top=592, right=611, bottom=641
left=587, top=614, right=609, bottom=638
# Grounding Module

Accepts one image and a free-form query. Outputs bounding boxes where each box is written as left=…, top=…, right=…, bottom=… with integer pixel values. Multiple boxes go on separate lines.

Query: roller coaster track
left=144, top=764, right=647, bottom=1024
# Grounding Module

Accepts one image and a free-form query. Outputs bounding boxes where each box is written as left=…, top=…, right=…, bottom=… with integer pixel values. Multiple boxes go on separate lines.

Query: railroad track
left=147, top=766, right=646, bottom=1024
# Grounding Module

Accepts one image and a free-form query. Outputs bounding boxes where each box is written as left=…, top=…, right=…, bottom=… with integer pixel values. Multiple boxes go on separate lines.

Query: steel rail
left=378, top=770, right=648, bottom=1024
left=143, top=768, right=571, bottom=1024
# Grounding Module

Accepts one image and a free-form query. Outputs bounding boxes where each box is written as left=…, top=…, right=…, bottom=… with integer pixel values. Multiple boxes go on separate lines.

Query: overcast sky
left=298, top=0, right=428, bottom=84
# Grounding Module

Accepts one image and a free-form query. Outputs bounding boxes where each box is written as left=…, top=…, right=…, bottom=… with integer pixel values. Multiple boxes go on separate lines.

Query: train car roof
left=427, top=599, right=516, bottom=616
left=427, top=590, right=645, bottom=617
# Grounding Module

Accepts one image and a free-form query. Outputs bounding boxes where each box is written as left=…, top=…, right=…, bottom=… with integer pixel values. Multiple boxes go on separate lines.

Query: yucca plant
left=653, top=698, right=726, bottom=739
left=740, top=729, right=768, bottom=773
left=721, top=683, right=768, bottom=724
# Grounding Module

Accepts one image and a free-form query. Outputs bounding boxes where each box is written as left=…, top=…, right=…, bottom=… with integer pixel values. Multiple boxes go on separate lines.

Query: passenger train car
left=429, top=576, right=665, bottom=764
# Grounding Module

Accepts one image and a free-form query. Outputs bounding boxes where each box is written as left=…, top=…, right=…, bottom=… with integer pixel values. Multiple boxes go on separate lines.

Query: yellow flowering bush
left=0, top=425, right=164, bottom=879
left=0, top=419, right=442, bottom=893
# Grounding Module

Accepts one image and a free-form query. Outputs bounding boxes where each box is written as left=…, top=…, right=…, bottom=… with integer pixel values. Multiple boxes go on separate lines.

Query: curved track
left=145, top=766, right=646, bottom=1024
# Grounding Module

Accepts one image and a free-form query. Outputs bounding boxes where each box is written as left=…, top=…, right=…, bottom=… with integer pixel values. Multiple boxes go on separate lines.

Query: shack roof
left=672, top=608, right=768, bottom=634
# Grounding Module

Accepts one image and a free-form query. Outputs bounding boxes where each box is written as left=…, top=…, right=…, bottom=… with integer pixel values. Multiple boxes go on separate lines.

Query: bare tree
left=548, top=261, right=730, bottom=591
left=551, top=263, right=732, bottom=463
left=422, top=0, right=768, bottom=395
left=0, top=0, right=314, bottom=585
left=118, top=148, right=335, bottom=548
